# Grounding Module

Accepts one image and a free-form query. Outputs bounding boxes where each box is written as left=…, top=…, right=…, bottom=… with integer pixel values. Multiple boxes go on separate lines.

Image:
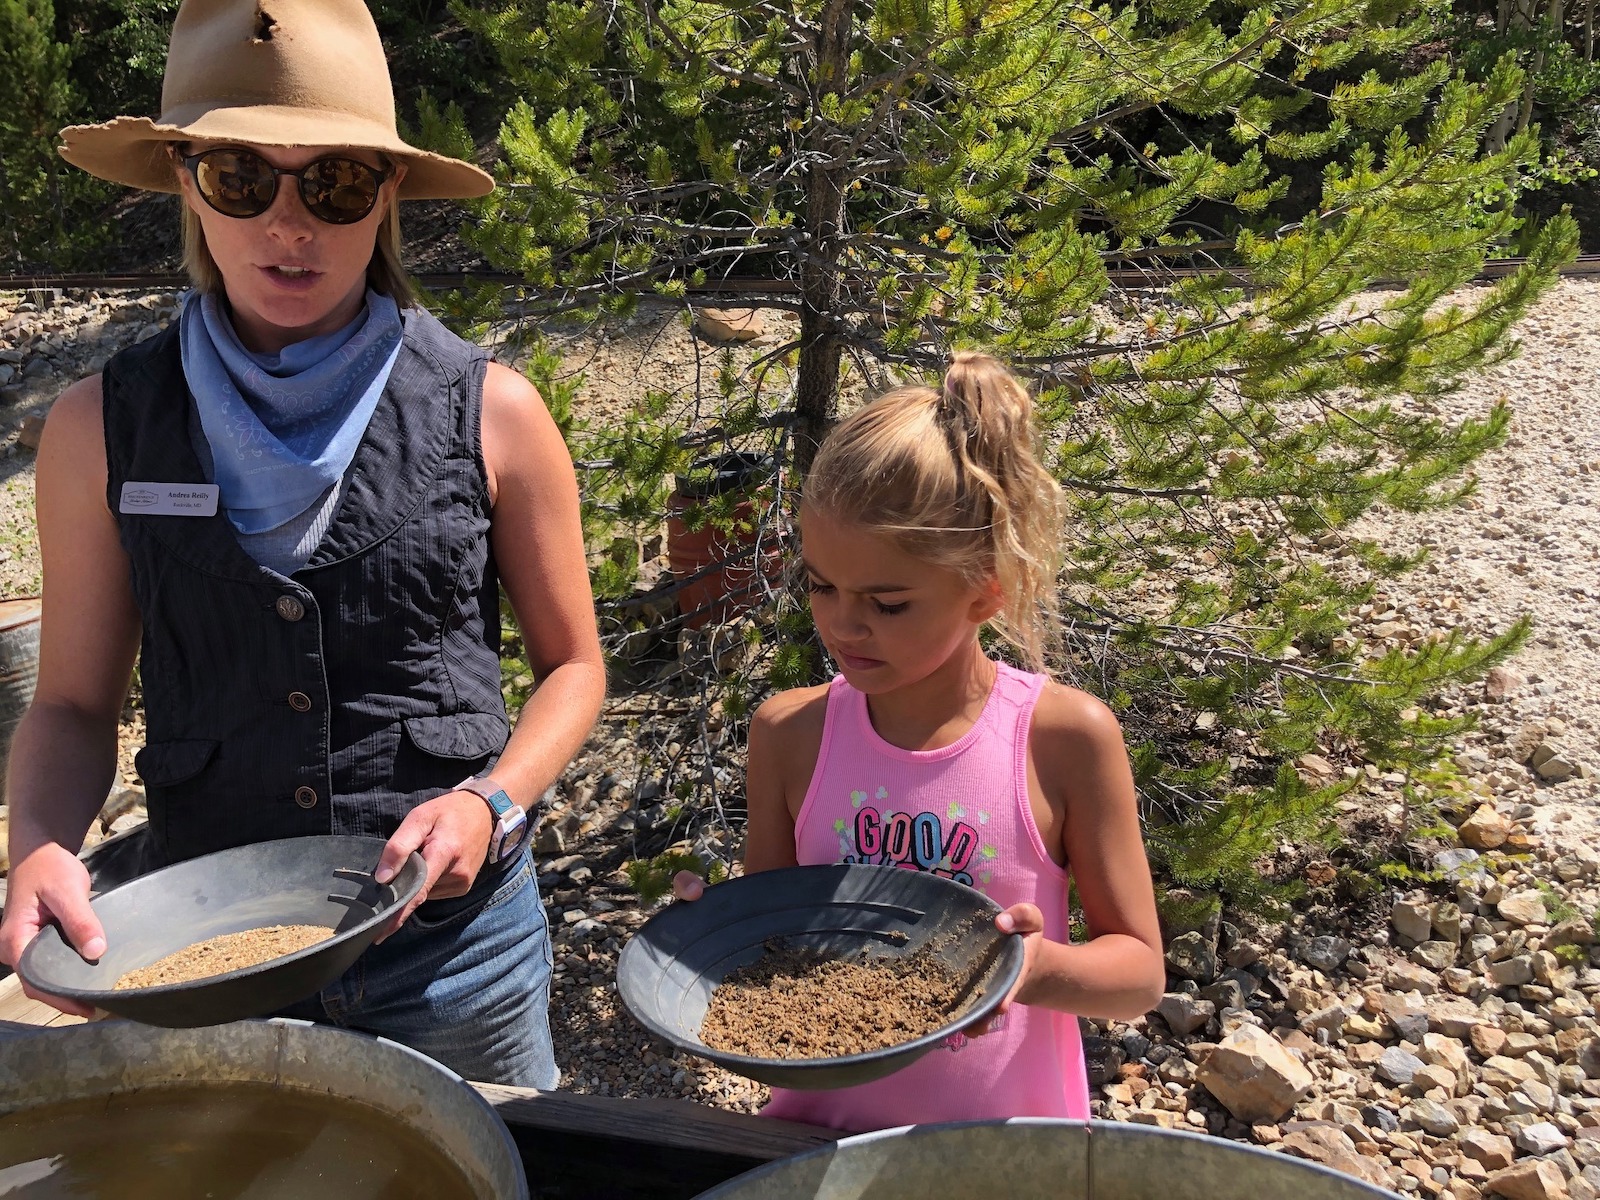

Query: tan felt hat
left=57, top=0, right=493, bottom=200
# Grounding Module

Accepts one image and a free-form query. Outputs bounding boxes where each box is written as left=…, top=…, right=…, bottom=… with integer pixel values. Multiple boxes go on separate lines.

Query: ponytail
left=804, top=352, right=1065, bottom=670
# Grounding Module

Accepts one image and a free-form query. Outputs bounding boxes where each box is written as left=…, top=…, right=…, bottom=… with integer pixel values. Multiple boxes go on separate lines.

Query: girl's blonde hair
left=804, top=352, right=1065, bottom=671
left=176, top=150, right=416, bottom=307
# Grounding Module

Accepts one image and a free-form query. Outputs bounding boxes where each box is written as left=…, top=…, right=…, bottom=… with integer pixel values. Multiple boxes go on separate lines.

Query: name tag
left=119, top=482, right=220, bottom=517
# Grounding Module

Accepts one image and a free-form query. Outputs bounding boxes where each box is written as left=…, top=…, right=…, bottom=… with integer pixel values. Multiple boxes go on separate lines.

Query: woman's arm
left=375, top=362, right=605, bottom=916
left=0, top=376, right=143, bottom=1012
left=981, top=686, right=1165, bottom=1025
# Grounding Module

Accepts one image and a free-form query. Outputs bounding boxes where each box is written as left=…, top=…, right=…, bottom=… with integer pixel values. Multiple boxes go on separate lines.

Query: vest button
left=288, top=691, right=313, bottom=713
left=275, top=595, right=306, bottom=622
left=294, top=786, right=318, bottom=809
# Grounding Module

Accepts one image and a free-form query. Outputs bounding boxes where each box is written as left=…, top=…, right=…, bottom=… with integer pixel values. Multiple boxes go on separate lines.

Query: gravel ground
left=2, top=280, right=1598, bottom=1192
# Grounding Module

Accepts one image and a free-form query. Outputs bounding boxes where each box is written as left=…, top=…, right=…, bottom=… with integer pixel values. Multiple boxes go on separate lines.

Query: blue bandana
left=180, top=289, right=404, bottom=534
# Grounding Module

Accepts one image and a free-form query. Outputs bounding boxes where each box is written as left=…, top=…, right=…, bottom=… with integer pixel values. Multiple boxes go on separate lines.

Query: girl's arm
left=375, top=362, right=606, bottom=919
left=741, top=687, right=827, bottom=873
left=982, top=686, right=1165, bottom=1025
left=0, top=376, right=143, bottom=1013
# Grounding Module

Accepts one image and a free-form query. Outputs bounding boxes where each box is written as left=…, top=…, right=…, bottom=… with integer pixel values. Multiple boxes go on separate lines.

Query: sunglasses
left=179, top=147, right=392, bottom=225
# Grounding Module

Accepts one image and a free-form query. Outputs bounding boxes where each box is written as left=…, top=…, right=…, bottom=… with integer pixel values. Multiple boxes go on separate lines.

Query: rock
left=1486, top=666, right=1525, bottom=701
left=1485, top=1157, right=1570, bottom=1200
left=534, top=821, right=566, bottom=854
left=1279, top=1126, right=1394, bottom=1188
left=1432, top=901, right=1464, bottom=944
left=1421, top=1032, right=1473, bottom=1092
left=1363, top=1103, right=1401, bottom=1132
left=1475, top=1025, right=1511, bottom=1058
left=1378, top=1045, right=1427, bottom=1086
left=1390, top=961, right=1443, bottom=992
left=1462, top=1129, right=1517, bottom=1170
left=1484, top=1055, right=1540, bottom=1090
left=1548, top=917, right=1597, bottom=949
left=1428, top=996, right=1486, bottom=1038
left=1461, top=803, right=1514, bottom=850
left=1404, top=1097, right=1460, bottom=1135
left=1126, top=1110, right=1185, bottom=1129
left=1165, top=930, right=1218, bottom=983
left=1437, top=847, right=1491, bottom=881
left=1395, top=899, right=1436, bottom=943
left=17, top=413, right=46, bottom=451
left=1299, top=935, right=1352, bottom=973
left=1579, top=1040, right=1600, bottom=1079
left=1499, top=891, right=1550, bottom=926
left=1517, top=1122, right=1569, bottom=1156
left=1196, top=1024, right=1315, bottom=1124
left=1530, top=742, right=1579, bottom=783
left=693, top=307, right=765, bottom=342
left=1303, top=1001, right=1352, bottom=1034
left=1200, top=977, right=1247, bottom=1011
left=1156, top=992, right=1216, bottom=1036
left=1412, top=940, right=1458, bottom=970
left=1345, top=1012, right=1388, bottom=1040
left=1082, top=1035, right=1125, bottom=1086
left=1490, top=956, right=1537, bottom=988
left=1532, top=950, right=1576, bottom=990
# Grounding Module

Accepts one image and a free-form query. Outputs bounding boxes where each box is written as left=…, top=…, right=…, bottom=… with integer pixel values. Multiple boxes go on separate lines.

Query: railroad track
left=5, top=254, right=1600, bottom=294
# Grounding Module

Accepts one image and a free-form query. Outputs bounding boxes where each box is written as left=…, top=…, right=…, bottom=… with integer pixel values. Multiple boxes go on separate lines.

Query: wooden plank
left=474, top=1082, right=834, bottom=1162
left=0, top=973, right=86, bottom=1029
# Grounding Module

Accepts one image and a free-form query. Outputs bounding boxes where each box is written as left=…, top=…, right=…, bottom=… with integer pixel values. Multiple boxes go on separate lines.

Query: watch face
left=492, top=806, right=530, bottom=863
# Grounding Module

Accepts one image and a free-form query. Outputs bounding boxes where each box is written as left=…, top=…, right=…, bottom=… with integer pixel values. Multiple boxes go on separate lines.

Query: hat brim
left=58, top=110, right=494, bottom=201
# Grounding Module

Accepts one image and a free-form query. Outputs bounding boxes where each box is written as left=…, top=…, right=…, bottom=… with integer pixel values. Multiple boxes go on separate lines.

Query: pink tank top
left=761, top=661, right=1090, bottom=1133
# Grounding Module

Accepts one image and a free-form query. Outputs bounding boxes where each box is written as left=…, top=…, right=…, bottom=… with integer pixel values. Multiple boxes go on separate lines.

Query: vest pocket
left=133, top=738, right=221, bottom=786
left=401, top=712, right=509, bottom=760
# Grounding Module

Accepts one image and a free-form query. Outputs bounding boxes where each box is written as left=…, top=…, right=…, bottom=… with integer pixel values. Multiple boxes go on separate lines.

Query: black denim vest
left=102, top=309, right=510, bottom=867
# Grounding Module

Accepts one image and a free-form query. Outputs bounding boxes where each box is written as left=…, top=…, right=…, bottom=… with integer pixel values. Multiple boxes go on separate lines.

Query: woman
left=0, top=0, right=605, bottom=1090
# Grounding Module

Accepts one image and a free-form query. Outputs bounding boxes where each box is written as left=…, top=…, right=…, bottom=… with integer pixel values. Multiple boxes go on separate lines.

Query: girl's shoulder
left=745, top=684, right=832, bottom=790
left=751, top=681, right=832, bottom=737
left=1029, top=679, right=1127, bottom=767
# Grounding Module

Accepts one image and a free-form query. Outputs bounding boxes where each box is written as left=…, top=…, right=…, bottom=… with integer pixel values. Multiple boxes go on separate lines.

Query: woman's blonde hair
left=804, top=352, right=1065, bottom=671
left=177, top=150, right=416, bottom=307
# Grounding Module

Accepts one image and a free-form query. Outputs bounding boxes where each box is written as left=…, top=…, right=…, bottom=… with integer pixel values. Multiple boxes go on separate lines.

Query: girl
left=680, top=352, right=1164, bottom=1130
left=0, top=0, right=606, bottom=1088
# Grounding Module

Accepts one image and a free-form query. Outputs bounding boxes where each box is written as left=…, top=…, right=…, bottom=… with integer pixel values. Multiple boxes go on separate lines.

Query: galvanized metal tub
left=0, top=1018, right=528, bottom=1199
left=693, top=1118, right=1402, bottom=1199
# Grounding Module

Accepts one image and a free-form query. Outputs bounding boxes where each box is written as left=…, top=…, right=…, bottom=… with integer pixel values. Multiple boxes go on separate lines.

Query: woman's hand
left=963, top=901, right=1044, bottom=1037
left=371, top=790, right=495, bottom=940
left=0, top=844, right=105, bottom=1017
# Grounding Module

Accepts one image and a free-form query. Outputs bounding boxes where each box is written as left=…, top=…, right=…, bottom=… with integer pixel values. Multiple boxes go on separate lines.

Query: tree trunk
left=792, top=0, right=854, bottom=480
left=1518, top=0, right=1561, bottom=134
left=1486, top=0, right=1538, bottom=151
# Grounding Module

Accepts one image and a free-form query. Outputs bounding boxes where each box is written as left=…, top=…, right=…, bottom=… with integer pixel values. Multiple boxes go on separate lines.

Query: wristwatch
left=456, top=774, right=531, bottom=864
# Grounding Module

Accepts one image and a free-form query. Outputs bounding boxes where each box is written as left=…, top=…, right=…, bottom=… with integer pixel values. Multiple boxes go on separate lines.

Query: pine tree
left=0, top=0, right=110, bottom=269
left=451, top=0, right=1579, bottom=901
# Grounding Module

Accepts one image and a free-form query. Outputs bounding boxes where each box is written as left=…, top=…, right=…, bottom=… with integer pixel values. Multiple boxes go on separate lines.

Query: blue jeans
left=277, top=849, right=558, bottom=1088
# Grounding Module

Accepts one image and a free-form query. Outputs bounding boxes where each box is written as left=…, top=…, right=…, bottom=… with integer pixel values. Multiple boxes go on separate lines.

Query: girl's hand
left=671, top=870, right=705, bottom=901
left=372, top=791, right=495, bottom=941
left=964, top=902, right=1044, bottom=1037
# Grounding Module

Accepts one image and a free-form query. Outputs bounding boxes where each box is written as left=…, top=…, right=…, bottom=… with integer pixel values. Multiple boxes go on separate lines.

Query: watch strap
left=455, top=775, right=530, bottom=863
